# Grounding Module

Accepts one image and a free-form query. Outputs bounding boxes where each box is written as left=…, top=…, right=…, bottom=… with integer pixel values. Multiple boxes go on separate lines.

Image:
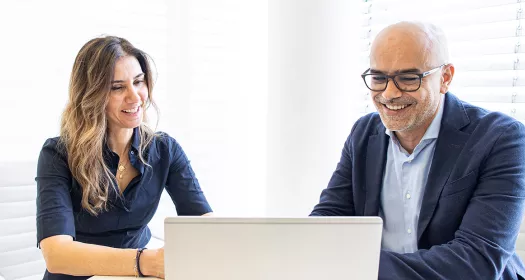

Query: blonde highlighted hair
left=60, top=36, right=158, bottom=215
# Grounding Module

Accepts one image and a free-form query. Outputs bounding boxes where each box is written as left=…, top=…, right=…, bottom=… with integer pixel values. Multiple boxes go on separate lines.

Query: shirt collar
left=385, top=94, right=446, bottom=141
left=130, top=127, right=140, bottom=152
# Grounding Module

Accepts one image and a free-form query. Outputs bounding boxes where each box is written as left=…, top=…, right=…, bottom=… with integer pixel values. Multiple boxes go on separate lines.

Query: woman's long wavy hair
left=60, top=36, right=158, bottom=215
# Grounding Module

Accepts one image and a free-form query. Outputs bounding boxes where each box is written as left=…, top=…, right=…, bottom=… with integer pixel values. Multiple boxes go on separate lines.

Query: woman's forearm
left=40, top=235, right=156, bottom=277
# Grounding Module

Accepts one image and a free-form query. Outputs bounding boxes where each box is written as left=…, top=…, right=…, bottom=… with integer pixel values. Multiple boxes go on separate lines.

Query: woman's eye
left=111, top=86, right=123, bottom=91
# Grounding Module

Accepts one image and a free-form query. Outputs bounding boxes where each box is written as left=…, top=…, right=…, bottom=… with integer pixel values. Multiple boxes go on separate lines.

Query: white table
left=89, top=277, right=158, bottom=279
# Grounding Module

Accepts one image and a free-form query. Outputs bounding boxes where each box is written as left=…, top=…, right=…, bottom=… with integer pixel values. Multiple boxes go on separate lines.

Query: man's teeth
left=385, top=104, right=408, bottom=111
left=123, top=107, right=138, bottom=113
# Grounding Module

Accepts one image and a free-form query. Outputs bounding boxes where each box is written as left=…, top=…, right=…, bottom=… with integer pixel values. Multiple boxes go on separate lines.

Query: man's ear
left=440, top=64, right=455, bottom=93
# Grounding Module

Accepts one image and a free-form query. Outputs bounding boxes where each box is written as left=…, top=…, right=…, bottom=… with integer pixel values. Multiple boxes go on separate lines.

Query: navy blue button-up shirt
left=36, top=128, right=212, bottom=280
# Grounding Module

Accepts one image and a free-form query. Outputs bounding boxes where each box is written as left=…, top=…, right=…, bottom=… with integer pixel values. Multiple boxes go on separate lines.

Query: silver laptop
left=164, top=217, right=382, bottom=280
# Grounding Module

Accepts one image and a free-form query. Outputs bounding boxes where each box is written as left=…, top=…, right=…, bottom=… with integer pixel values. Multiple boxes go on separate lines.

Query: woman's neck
left=107, top=128, right=134, bottom=157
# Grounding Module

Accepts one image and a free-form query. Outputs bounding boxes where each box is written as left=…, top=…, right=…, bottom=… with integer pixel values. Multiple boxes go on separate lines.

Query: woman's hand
left=140, top=248, right=165, bottom=278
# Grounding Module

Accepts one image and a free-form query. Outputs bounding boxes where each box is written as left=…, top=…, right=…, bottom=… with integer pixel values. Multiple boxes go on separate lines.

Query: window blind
left=360, top=0, right=525, bottom=124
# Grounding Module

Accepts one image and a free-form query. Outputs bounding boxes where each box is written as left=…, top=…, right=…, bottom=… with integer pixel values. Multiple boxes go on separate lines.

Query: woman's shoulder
left=38, top=136, right=70, bottom=172
left=150, top=131, right=187, bottom=162
left=153, top=131, right=181, bottom=149
left=40, top=136, right=66, bottom=155
left=42, top=136, right=61, bottom=146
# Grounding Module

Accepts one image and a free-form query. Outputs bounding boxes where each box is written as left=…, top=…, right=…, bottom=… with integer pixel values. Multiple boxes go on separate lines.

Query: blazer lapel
left=364, top=123, right=389, bottom=216
left=417, top=93, right=471, bottom=242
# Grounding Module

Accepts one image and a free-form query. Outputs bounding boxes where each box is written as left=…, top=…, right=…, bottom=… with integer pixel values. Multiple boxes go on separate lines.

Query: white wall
left=166, top=0, right=364, bottom=217
left=0, top=0, right=363, bottom=218
left=164, top=0, right=268, bottom=216
left=266, top=0, right=363, bottom=216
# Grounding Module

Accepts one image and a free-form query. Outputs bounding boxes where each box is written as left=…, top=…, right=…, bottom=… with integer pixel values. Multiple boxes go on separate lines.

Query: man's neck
left=394, top=129, right=426, bottom=154
left=107, top=128, right=134, bottom=157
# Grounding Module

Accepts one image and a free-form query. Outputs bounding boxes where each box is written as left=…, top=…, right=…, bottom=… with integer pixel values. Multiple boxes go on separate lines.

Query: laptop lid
left=164, top=217, right=382, bottom=280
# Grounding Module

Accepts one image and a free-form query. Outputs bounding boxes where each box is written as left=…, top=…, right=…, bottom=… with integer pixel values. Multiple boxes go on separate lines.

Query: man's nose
left=381, top=78, right=402, bottom=101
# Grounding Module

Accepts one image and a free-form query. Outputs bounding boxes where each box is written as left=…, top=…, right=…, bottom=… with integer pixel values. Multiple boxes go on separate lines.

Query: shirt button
left=407, top=229, right=412, bottom=234
left=406, top=193, right=411, bottom=199
left=131, top=151, right=134, bottom=155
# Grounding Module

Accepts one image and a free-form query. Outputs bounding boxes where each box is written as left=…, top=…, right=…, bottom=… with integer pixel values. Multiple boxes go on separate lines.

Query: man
left=311, top=21, right=525, bottom=279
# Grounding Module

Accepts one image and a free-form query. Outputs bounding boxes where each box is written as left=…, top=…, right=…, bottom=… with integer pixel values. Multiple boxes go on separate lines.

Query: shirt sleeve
left=164, top=136, right=213, bottom=216
left=36, top=138, right=76, bottom=247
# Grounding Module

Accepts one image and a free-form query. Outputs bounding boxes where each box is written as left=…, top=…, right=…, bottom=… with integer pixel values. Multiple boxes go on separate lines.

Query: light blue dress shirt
left=379, top=95, right=445, bottom=254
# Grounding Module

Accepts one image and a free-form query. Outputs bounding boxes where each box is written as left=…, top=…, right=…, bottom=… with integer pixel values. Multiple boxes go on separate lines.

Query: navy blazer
left=311, top=93, right=525, bottom=279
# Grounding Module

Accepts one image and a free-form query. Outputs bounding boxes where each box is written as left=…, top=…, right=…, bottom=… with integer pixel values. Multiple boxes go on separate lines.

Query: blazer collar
left=363, top=93, right=471, bottom=229
left=417, top=93, right=471, bottom=241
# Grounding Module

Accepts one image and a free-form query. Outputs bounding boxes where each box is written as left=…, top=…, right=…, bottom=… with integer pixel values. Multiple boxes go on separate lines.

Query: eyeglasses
left=361, top=64, right=446, bottom=92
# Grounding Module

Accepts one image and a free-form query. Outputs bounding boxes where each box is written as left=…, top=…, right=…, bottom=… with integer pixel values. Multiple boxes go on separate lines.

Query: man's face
left=369, top=28, right=444, bottom=133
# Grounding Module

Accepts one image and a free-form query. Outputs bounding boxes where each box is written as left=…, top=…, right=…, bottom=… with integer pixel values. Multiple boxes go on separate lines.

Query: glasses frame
left=361, top=63, right=446, bottom=92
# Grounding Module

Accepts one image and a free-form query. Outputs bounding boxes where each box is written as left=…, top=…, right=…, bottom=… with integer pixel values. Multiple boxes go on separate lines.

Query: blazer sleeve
left=310, top=123, right=358, bottom=216
left=379, top=121, right=525, bottom=279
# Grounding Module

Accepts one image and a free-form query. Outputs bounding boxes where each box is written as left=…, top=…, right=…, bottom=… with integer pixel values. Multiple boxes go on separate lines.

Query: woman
left=36, top=36, right=212, bottom=280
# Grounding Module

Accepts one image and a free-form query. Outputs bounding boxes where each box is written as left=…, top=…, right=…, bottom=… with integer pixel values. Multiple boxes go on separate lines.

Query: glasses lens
left=364, top=74, right=387, bottom=91
left=394, top=74, right=421, bottom=91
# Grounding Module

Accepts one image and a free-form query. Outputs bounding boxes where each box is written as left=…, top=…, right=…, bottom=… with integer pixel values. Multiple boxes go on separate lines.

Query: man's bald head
left=370, top=21, right=449, bottom=71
